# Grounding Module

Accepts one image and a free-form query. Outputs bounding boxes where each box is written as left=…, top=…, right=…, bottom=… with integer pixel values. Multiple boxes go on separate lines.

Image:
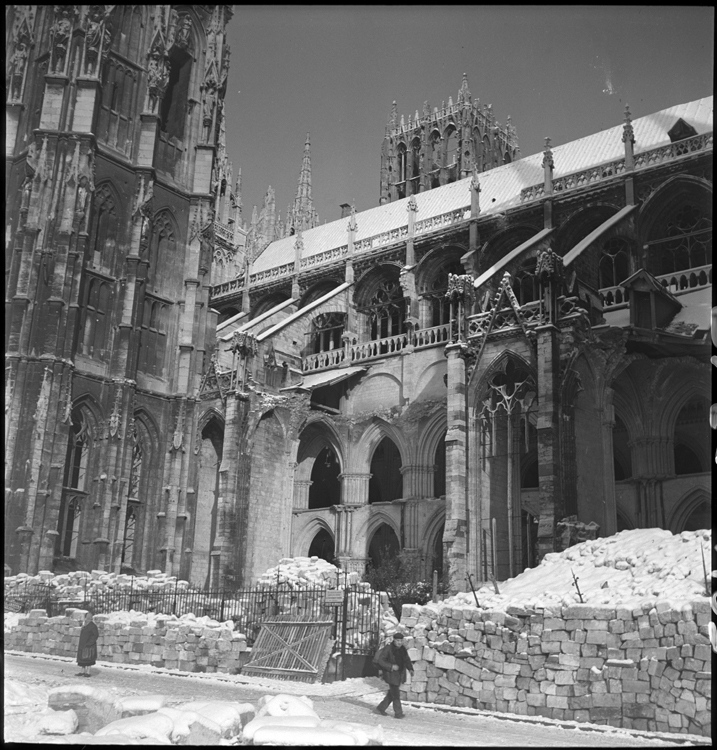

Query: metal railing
left=4, top=579, right=383, bottom=652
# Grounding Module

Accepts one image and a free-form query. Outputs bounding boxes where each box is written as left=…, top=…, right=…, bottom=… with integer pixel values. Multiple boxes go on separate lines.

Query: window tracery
left=598, top=237, right=631, bottom=289
left=511, top=261, right=539, bottom=305
left=139, top=296, right=170, bottom=376
left=648, top=201, right=711, bottom=276
left=310, top=312, right=345, bottom=354
left=81, top=277, right=113, bottom=360
left=364, top=278, right=405, bottom=341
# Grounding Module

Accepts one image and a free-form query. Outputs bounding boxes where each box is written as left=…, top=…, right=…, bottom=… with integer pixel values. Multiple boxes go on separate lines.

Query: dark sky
left=224, top=6, right=714, bottom=227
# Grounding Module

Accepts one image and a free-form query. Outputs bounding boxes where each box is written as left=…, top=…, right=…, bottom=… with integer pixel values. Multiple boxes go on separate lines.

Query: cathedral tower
left=379, top=74, right=520, bottom=204
left=5, top=5, right=235, bottom=581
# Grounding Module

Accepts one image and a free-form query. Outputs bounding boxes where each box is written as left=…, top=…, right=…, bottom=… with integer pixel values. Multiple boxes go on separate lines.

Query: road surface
left=4, top=652, right=707, bottom=747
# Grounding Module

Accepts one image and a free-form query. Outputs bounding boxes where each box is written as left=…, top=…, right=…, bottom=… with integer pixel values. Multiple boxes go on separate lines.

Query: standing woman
left=76, top=610, right=99, bottom=677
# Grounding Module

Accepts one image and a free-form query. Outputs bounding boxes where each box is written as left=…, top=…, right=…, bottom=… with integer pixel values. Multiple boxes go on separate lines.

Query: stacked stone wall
left=5, top=609, right=250, bottom=674
left=397, top=600, right=711, bottom=736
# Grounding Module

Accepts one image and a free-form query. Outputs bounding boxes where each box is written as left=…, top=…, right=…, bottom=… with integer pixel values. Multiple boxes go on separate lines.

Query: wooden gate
left=242, top=615, right=334, bottom=683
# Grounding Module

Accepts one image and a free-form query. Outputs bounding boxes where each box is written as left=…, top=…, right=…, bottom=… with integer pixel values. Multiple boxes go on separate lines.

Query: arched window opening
left=139, top=297, right=169, bottom=376
left=520, top=458, right=539, bottom=488
left=160, top=46, right=192, bottom=141
left=90, top=185, right=118, bottom=268
left=308, top=446, right=341, bottom=509
left=122, top=504, right=138, bottom=567
left=430, top=132, right=441, bottom=188
left=148, top=213, right=177, bottom=294
left=58, top=496, right=82, bottom=558
left=396, top=143, right=407, bottom=184
left=367, top=523, right=400, bottom=568
left=599, top=237, right=631, bottom=289
left=647, top=201, right=712, bottom=276
left=410, top=138, right=421, bottom=191
left=98, top=60, right=137, bottom=155
left=616, top=510, right=633, bottom=532
left=422, top=259, right=463, bottom=327
left=364, top=277, right=405, bottom=343
left=368, top=437, right=402, bottom=504
left=444, top=126, right=458, bottom=183
left=521, top=511, right=538, bottom=571
left=64, top=412, right=90, bottom=491
left=512, top=262, right=539, bottom=305
left=218, top=307, right=240, bottom=325
left=433, top=435, right=446, bottom=498
left=612, top=415, right=632, bottom=480
left=431, top=523, right=444, bottom=580
left=673, top=397, right=709, bottom=476
left=674, top=444, right=703, bottom=475
left=309, top=312, right=345, bottom=354
left=482, top=136, right=491, bottom=172
left=308, top=528, right=335, bottom=564
left=81, top=277, right=112, bottom=360
left=111, top=6, right=143, bottom=60
left=503, top=151, right=512, bottom=165
left=678, top=499, right=710, bottom=531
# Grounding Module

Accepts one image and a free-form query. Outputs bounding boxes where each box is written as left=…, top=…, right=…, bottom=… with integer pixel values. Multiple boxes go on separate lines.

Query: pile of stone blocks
left=397, top=600, right=711, bottom=736
left=5, top=608, right=249, bottom=674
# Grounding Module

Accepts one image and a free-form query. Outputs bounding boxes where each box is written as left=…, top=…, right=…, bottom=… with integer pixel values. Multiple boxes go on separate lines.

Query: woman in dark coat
left=76, top=611, right=99, bottom=677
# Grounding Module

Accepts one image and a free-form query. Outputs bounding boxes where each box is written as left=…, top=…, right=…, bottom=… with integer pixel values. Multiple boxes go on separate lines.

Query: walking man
left=373, top=632, right=414, bottom=719
left=76, top=610, right=99, bottom=677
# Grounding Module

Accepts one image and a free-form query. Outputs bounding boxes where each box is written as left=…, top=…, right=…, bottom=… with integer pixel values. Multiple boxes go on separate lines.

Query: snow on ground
left=437, top=528, right=712, bottom=613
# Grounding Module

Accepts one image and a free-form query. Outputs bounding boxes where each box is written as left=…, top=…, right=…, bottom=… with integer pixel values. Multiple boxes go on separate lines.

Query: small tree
left=364, top=546, right=433, bottom=618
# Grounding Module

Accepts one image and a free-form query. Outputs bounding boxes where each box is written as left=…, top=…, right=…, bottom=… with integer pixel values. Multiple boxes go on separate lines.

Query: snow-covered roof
left=250, top=96, right=713, bottom=278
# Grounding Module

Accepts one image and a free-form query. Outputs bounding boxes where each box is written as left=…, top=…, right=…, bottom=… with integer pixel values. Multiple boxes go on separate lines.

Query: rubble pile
left=7, top=684, right=385, bottom=745
left=4, top=608, right=250, bottom=674
left=256, top=556, right=363, bottom=589
left=393, top=528, right=712, bottom=736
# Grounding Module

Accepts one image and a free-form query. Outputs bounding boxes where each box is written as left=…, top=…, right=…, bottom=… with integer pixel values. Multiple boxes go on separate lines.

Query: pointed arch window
left=81, top=276, right=113, bottom=359
left=365, top=278, right=405, bottom=342
left=89, top=184, right=119, bottom=269
left=160, top=44, right=192, bottom=141
left=128, top=427, right=144, bottom=500
left=98, top=58, right=138, bottom=155
left=599, top=237, right=631, bottom=289
left=139, top=296, right=170, bottom=376
left=58, top=496, right=83, bottom=558
left=110, top=5, right=143, bottom=61
left=422, top=259, right=464, bottom=327
left=310, top=312, right=345, bottom=354
left=512, top=261, right=539, bottom=305
left=148, top=212, right=178, bottom=295
left=647, top=201, right=712, bottom=276
left=122, top=504, right=138, bottom=566
left=64, top=411, right=91, bottom=491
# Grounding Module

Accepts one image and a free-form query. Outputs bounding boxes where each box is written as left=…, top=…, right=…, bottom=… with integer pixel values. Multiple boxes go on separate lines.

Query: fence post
left=173, top=578, right=178, bottom=616
left=220, top=589, right=225, bottom=622
left=340, top=586, right=349, bottom=681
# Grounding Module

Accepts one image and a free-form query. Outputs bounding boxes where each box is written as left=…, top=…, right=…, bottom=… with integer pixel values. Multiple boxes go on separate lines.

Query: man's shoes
left=373, top=707, right=387, bottom=716
left=394, top=713, right=405, bottom=719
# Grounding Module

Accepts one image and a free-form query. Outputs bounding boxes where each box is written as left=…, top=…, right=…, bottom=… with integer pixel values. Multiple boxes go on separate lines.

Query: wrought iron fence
left=4, top=579, right=383, bottom=653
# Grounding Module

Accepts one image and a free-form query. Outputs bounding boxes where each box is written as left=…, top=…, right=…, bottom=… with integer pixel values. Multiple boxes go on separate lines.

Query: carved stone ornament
left=542, top=137, right=554, bottom=170
left=446, top=273, right=476, bottom=305
left=108, top=384, right=122, bottom=438
left=536, top=245, right=564, bottom=284
left=83, top=5, right=113, bottom=78
left=622, top=105, right=635, bottom=146
left=171, top=400, right=186, bottom=452
left=231, top=331, right=258, bottom=358
left=174, top=14, right=192, bottom=52
left=347, top=205, right=358, bottom=233
left=49, top=6, right=78, bottom=75
left=407, top=195, right=418, bottom=213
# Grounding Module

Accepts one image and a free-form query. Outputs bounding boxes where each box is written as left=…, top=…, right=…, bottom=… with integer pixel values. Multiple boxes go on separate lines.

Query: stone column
left=444, top=343, right=468, bottom=593
left=340, top=473, right=371, bottom=506
left=600, top=398, right=618, bottom=536
left=293, top=479, right=312, bottom=510
left=535, top=323, right=562, bottom=562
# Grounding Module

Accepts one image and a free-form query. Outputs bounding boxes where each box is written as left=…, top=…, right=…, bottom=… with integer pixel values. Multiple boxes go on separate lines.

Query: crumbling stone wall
left=397, top=600, right=711, bottom=736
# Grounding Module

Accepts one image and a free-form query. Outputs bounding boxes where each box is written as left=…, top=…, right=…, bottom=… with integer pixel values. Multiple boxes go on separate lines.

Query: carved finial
left=407, top=194, right=418, bottom=213
left=471, top=165, right=481, bottom=193
left=423, top=100, right=430, bottom=117
left=542, top=137, right=554, bottom=170
left=622, top=104, right=635, bottom=145
left=348, top=204, right=358, bottom=233
left=389, top=100, right=398, bottom=129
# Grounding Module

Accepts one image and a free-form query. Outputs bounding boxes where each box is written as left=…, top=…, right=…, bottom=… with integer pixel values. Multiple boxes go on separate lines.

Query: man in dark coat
left=373, top=632, right=414, bottom=718
left=76, top=611, right=99, bottom=677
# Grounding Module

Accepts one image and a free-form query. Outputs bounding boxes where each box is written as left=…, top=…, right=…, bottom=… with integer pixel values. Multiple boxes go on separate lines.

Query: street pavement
left=4, top=652, right=709, bottom=747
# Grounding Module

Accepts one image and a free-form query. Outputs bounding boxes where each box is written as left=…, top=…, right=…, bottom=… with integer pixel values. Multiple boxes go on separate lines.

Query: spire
left=289, top=133, right=317, bottom=235
left=389, top=100, right=398, bottom=129
left=458, top=72, right=471, bottom=105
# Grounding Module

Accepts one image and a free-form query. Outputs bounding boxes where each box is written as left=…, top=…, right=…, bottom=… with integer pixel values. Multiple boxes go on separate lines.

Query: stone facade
left=4, top=5, right=237, bottom=582
left=5, top=8, right=711, bottom=593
